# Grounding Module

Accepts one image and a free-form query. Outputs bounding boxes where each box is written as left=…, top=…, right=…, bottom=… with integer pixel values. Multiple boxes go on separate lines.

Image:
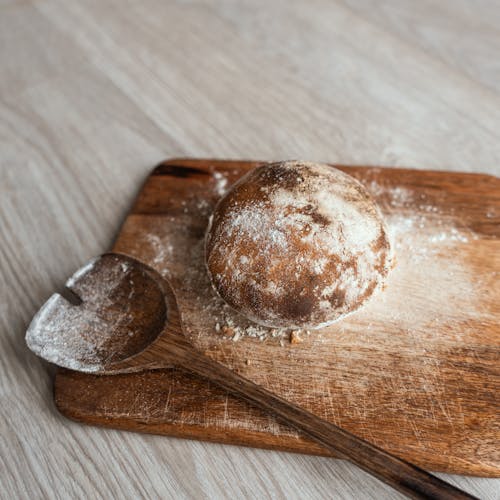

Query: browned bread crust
left=205, top=161, right=392, bottom=329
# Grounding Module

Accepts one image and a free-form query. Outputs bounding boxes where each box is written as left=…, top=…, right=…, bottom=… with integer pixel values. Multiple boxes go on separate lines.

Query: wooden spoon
left=26, top=253, right=476, bottom=500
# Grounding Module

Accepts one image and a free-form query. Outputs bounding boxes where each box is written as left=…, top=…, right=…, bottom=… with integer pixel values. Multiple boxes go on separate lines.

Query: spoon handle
left=177, top=349, right=476, bottom=500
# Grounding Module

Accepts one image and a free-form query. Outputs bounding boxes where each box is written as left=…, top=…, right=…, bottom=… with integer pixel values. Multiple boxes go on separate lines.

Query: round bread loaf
left=205, top=161, right=392, bottom=329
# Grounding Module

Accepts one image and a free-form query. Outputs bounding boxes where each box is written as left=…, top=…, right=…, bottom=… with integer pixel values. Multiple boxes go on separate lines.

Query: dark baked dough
left=205, top=161, right=392, bottom=329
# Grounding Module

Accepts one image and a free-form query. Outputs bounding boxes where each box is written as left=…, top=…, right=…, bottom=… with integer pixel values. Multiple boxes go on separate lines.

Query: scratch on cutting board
left=325, top=385, right=336, bottom=420
left=162, top=387, right=173, bottom=417
left=223, top=395, right=229, bottom=423
left=129, top=393, right=142, bottom=416
left=436, top=399, right=455, bottom=429
left=409, top=419, right=424, bottom=448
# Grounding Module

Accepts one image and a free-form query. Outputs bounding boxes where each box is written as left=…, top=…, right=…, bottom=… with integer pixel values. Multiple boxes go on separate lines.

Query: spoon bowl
left=26, top=253, right=184, bottom=373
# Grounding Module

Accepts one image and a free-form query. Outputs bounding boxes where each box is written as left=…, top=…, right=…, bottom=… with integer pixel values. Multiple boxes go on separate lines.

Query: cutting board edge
left=53, top=390, right=500, bottom=478
left=155, top=157, right=500, bottom=182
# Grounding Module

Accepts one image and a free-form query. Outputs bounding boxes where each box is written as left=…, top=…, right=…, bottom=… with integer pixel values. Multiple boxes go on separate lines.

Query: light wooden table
left=1, top=1, right=499, bottom=498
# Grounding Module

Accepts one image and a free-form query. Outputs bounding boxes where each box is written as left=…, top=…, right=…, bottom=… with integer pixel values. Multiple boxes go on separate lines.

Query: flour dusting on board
left=136, top=170, right=485, bottom=348
left=27, top=167, right=488, bottom=369
left=213, top=171, right=229, bottom=197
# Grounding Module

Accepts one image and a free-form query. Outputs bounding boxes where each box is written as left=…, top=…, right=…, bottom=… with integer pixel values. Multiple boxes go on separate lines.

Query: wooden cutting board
left=54, top=159, right=500, bottom=477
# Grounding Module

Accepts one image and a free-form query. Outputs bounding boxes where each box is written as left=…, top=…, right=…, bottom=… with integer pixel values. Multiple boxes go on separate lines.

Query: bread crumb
left=245, top=359, right=251, bottom=365
left=221, top=326, right=234, bottom=336
left=290, top=330, right=304, bottom=344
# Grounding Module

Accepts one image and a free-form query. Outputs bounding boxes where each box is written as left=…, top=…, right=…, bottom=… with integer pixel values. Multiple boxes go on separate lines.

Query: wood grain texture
left=55, top=159, right=500, bottom=480
left=1, top=1, right=500, bottom=498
